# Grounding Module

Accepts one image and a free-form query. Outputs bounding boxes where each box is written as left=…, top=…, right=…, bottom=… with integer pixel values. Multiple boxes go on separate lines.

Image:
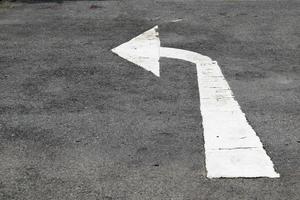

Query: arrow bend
left=112, top=26, right=279, bottom=178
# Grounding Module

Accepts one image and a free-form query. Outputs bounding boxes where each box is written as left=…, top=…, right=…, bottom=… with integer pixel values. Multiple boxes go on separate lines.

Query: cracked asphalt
left=0, top=0, right=299, bottom=199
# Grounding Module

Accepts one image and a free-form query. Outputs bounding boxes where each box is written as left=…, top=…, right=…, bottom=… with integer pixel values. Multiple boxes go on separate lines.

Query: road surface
left=0, top=0, right=299, bottom=199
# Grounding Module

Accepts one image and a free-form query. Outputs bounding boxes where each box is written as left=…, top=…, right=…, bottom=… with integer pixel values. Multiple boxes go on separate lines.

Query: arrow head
left=112, top=26, right=160, bottom=77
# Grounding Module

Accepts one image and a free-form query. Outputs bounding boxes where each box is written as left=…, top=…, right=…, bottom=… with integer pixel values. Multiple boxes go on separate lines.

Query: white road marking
left=170, top=18, right=183, bottom=22
left=112, top=26, right=160, bottom=76
left=112, top=26, right=280, bottom=178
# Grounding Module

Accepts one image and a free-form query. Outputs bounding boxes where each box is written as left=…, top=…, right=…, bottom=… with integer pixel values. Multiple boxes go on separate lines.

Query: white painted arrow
left=112, top=26, right=279, bottom=178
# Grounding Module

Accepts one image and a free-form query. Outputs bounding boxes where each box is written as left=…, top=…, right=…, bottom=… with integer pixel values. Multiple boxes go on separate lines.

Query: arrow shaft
left=160, top=47, right=212, bottom=64
left=160, top=47, right=279, bottom=178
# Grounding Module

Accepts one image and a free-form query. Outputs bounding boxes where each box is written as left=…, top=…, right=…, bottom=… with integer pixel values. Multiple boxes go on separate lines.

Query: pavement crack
left=216, top=147, right=258, bottom=151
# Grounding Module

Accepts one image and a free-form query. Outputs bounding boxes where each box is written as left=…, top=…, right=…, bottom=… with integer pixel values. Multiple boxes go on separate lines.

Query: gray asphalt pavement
left=0, top=0, right=299, bottom=199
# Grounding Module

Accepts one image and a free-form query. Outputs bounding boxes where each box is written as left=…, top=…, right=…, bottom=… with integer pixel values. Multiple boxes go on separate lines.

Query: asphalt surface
left=0, top=0, right=299, bottom=199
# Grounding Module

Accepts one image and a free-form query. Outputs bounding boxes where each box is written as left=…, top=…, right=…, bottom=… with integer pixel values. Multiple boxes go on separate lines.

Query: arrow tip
left=112, top=26, right=160, bottom=77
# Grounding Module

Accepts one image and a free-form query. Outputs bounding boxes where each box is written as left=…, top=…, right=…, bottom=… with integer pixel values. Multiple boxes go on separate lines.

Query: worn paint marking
left=112, top=26, right=280, bottom=178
